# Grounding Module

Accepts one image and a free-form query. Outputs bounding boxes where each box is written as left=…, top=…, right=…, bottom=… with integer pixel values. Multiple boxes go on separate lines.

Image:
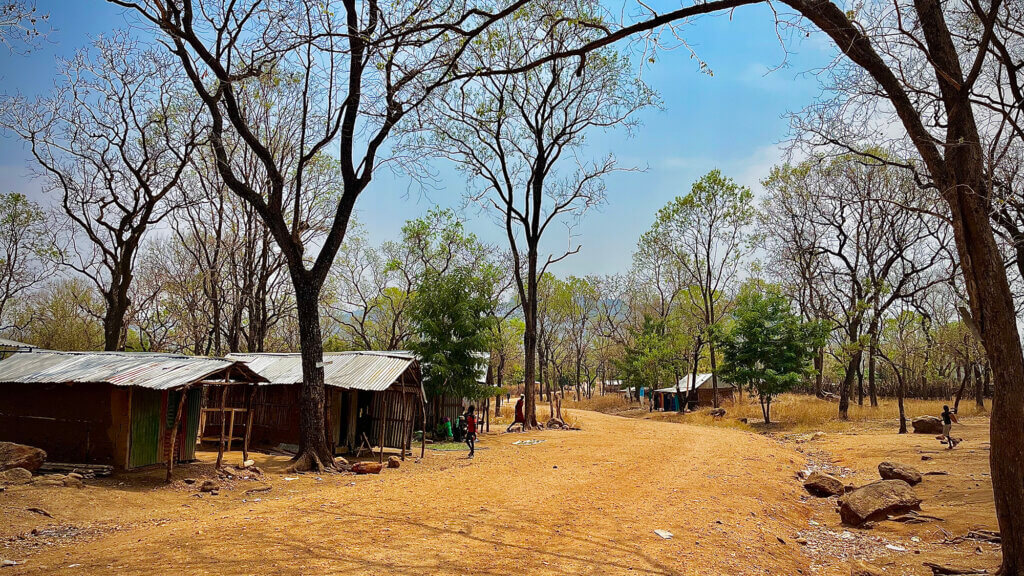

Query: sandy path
left=4, top=410, right=818, bottom=576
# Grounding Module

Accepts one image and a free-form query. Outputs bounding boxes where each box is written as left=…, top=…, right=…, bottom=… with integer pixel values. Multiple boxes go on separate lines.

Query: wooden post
left=166, top=386, right=189, bottom=482
left=216, top=385, right=228, bottom=469
left=420, top=398, right=427, bottom=460
left=242, top=384, right=256, bottom=465
left=226, top=409, right=236, bottom=453
left=400, top=381, right=410, bottom=461
left=379, top=392, right=391, bottom=464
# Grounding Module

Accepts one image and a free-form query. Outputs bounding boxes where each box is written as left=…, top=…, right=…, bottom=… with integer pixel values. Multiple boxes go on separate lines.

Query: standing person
left=464, top=405, right=478, bottom=458
left=941, top=405, right=959, bottom=448
left=507, top=394, right=525, bottom=432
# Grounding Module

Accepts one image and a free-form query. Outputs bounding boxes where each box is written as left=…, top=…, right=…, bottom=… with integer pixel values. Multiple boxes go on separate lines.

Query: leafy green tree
left=643, top=170, right=756, bottom=407
left=714, top=281, right=826, bottom=424
left=409, top=265, right=497, bottom=403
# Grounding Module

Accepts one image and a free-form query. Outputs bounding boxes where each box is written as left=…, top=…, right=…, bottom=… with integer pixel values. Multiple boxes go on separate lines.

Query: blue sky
left=0, top=1, right=836, bottom=277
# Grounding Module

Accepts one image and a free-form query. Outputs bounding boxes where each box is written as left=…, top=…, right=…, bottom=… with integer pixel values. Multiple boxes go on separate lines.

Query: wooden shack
left=652, top=373, right=735, bottom=410
left=214, top=352, right=423, bottom=457
left=0, top=351, right=263, bottom=472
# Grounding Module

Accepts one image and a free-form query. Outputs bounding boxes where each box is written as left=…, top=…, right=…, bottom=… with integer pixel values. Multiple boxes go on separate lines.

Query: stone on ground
left=387, top=456, right=401, bottom=469
left=839, top=480, right=921, bottom=526
left=804, top=471, right=845, bottom=497
left=912, top=416, right=944, bottom=435
left=352, top=462, right=383, bottom=474
left=199, top=479, right=220, bottom=493
left=878, top=461, right=922, bottom=485
left=0, top=467, right=32, bottom=485
left=0, top=442, right=46, bottom=473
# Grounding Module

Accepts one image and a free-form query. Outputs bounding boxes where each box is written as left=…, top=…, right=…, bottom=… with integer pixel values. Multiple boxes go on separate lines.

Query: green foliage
left=408, top=265, right=496, bottom=401
left=617, top=314, right=689, bottom=393
left=713, top=281, right=827, bottom=423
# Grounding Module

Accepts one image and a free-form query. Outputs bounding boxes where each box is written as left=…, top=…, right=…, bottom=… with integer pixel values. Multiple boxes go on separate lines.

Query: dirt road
left=0, top=409, right=999, bottom=575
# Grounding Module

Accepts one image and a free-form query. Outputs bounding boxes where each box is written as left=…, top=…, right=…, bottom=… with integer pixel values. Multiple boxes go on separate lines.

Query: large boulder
left=804, top=471, right=845, bottom=497
left=351, top=462, right=383, bottom=475
left=0, top=467, right=32, bottom=485
left=878, top=461, right=922, bottom=485
left=912, top=416, right=944, bottom=435
left=839, top=480, right=921, bottom=526
left=0, top=442, right=46, bottom=473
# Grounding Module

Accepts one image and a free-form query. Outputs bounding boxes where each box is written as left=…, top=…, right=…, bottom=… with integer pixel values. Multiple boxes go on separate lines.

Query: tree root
left=285, top=449, right=337, bottom=473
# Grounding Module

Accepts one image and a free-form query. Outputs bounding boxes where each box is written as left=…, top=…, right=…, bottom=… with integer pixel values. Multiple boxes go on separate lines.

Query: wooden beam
left=166, top=386, right=189, bottom=482
left=379, top=392, right=390, bottom=464
left=242, top=385, right=256, bottom=465
left=215, top=385, right=228, bottom=469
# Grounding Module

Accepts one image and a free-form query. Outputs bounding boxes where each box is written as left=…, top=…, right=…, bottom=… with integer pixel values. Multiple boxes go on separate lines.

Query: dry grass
left=567, top=391, right=990, bottom=434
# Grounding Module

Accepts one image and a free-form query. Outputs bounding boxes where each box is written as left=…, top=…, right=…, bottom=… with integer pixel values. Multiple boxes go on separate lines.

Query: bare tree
left=1, top=34, right=200, bottom=350
left=417, top=4, right=655, bottom=426
left=112, top=0, right=542, bottom=470
left=0, top=192, right=54, bottom=332
left=0, top=1, right=47, bottom=53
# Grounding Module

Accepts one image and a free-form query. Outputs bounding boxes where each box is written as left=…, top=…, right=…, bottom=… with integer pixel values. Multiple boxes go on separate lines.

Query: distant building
left=652, top=374, right=735, bottom=410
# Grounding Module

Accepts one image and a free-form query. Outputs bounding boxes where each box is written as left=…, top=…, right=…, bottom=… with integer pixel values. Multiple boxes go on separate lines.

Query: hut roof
left=654, top=373, right=734, bottom=394
left=226, top=351, right=418, bottom=391
left=0, top=351, right=264, bottom=390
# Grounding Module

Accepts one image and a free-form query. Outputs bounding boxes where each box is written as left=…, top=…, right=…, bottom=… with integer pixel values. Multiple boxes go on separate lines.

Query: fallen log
left=37, top=462, right=112, bottom=477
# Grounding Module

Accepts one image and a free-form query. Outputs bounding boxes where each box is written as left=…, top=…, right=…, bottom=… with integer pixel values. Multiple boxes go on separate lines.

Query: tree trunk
left=868, top=338, right=878, bottom=407
left=291, top=281, right=333, bottom=472
left=943, top=165, right=1024, bottom=576
left=896, top=366, right=907, bottom=434
left=856, top=358, right=864, bottom=406
left=522, top=249, right=539, bottom=429
left=954, top=364, right=969, bottom=413
left=708, top=342, right=720, bottom=408
left=839, top=350, right=860, bottom=420
left=813, top=347, right=824, bottom=397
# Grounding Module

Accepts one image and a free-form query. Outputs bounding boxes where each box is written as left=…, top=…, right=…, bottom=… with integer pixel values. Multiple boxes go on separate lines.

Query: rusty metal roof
left=0, top=351, right=264, bottom=390
left=226, top=351, right=418, bottom=392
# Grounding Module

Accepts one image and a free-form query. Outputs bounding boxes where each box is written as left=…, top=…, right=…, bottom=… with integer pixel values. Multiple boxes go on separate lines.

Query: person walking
left=507, top=394, right=526, bottom=432
left=941, top=405, right=959, bottom=448
left=464, top=405, right=478, bottom=458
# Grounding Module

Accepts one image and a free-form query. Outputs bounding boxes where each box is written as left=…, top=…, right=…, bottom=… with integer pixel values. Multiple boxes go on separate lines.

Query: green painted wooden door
left=166, top=388, right=203, bottom=462
left=129, top=388, right=163, bottom=469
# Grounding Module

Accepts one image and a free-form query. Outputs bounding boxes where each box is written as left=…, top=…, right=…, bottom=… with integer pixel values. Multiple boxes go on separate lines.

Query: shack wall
left=0, top=382, right=119, bottom=466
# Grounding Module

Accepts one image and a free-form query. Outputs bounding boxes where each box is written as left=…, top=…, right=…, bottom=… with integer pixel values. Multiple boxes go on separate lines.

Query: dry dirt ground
left=0, top=410, right=999, bottom=575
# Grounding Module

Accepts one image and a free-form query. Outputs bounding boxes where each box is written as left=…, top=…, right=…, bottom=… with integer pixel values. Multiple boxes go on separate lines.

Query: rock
left=804, top=471, right=845, bottom=497
left=912, top=416, right=944, bottom=435
left=921, top=455, right=932, bottom=461
left=242, top=459, right=255, bottom=468
left=1, top=559, right=17, bottom=567
left=709, top=408, right=726, bottom=418
left=0, top=442, right=46, bottom=473
left=351, top=462, right=383, bottom=475
left=199, top=479, right=220, bottom=493
left=334, top=457, right=350, bottom=468
left=62, top=476, right=84, bottom=489
left=387, top=456, right=401, bottom=469
left=0, top=467, right=32, bottom=485
left=839, top=480, right=922, bottom=526
left=878, top=461, right=923, bottom=485
left=183, top=478, right=196, bottom=485
left=850, top=560, right=884, bottom=576
left=30, top=477, right=64, bottom=487
left=67, top=472, right=83, bottom=480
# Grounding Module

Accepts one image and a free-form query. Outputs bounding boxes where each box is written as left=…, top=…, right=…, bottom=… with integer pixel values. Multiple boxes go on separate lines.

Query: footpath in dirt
left=0, top=410, right=999, bottom=575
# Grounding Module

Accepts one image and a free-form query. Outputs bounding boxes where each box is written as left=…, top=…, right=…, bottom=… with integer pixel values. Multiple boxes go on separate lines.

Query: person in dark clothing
left=507, top=394, right=526, bottom=432
left=941, top=405, right=959, bottom=448
left=465, top=405, right=478, bottom=458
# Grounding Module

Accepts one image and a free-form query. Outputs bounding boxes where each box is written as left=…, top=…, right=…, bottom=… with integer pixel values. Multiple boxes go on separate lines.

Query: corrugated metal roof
left=226, top=351, right=418, bottom=392
left=0, top=338, right=36, bottom=349
left=654, top=374, right=731, bottom=393
left=0, top=351, right=262, bottom=390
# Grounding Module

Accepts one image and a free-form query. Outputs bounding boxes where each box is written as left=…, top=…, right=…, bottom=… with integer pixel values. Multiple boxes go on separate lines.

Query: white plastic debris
left=654, top=529, right=674, bottom=540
